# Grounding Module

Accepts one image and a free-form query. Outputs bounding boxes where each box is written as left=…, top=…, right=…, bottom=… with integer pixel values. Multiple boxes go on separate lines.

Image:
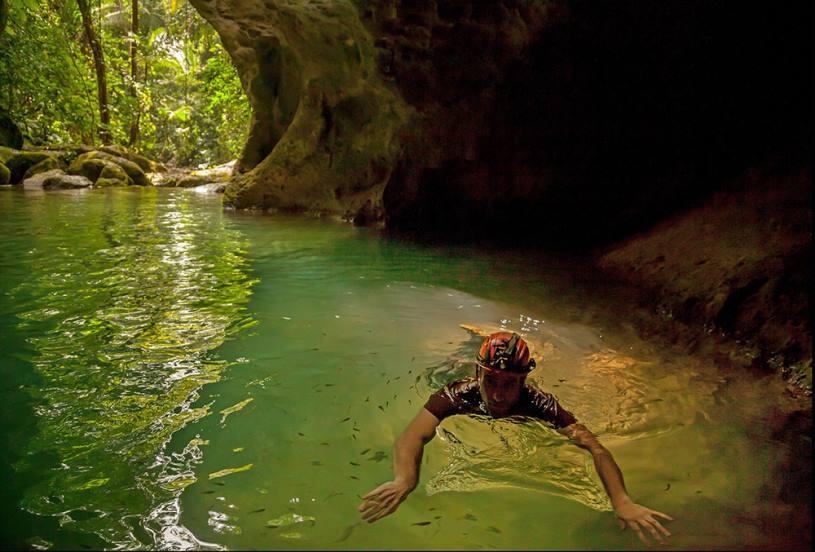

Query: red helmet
left=476, top=332, right=536, bottom=373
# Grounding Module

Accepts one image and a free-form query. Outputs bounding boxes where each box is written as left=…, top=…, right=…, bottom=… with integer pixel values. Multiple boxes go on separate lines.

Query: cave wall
left=193, top=0, right=810, bottom=240
left=373, top=0, right=812, bottom=244
left=188, top=0, right=411, bottom=222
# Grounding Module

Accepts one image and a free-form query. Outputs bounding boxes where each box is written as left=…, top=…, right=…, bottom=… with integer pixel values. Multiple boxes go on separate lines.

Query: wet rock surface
left=597, top=155, right=812, bottom=393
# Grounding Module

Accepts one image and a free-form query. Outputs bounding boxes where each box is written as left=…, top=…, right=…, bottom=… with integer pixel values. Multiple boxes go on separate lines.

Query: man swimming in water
left=358, top=331, right=674, bottom=545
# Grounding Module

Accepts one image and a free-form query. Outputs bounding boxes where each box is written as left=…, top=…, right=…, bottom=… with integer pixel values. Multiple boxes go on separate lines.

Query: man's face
left=477, top=366, right=526, bottom=417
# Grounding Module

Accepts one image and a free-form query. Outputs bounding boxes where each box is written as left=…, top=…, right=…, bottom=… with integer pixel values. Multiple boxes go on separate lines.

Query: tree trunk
left=77, top=0, right=111, bottom=145
left=128, top=0, right=140, bottom=146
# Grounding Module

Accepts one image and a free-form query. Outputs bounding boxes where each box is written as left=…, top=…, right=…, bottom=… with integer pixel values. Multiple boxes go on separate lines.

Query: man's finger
left=366, top=502, right=397, bottom=523
left=628, top=521, right=649, bottom=546
left=649, top=509, right=674, bottom=521
left=646, top=516, right=672, bottom=537
left=638, top=519, right=663, bottom=543
left=617, top=517, right=626, bottom=531
left=362, top=484, right=390, bottom=500
left=358, top=500, right=380, bottom=515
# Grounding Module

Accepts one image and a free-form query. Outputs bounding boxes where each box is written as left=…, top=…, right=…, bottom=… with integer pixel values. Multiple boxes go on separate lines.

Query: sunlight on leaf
left=209, top=464, right=254, bottom=480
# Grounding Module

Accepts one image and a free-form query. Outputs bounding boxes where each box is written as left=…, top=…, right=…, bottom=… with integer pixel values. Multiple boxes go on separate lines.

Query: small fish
left=412, top=521, right=432, bottom=526
left=365, top=396, right=370, bottom=402
left=202, top=490, right=215, bottom=494
left=350, top=461, right=359, bottom=466
left=352, top=427, right=360, bottom=432
left=696, top=490, right=702, bottom=494
left=411, top=357, right=415, bottom=362
left=351, top=434, right=356, bottom=440
left=463, top=513, right=477, bottom=521
left=298, top=432, right=305, bottom=437
left=311, top=347, right=319, bottom=351
left=320, top=442, right=330, bottom=446
left=665, top=483, right=671, bottom=491
left=386, top=379, right=391, bottom=384
left=408, top=370, right=412, bottom=374
left=324, top=492, right=344, bottom=501
left=558, top=379, right=567, bottom=382
left=394, top=376, right=401, bottom=381
left=350, top=475, right=359, bottom=480
left=340, top=417, right=351, bottom=423
left=212, top=480, right=226, bottom=486
left=335, top=522, right=361, bottom=543
left=385, top=401, right=389, bottom=407
left=378, top=405, right=384, bottom=412
left=429, top=508, right=436, bottom=511
left=311, top=460, right=323, bottom=466
left=434, top=515, right=442, bottom=520
left=325, top=383, right=335, bottom=387
left=408, top=399, right=412, bottom=405
left=360, top=448, right=371, bottom=455
left=487, top=526, right=502, bottom=534
left=369, top=451, right=387, bottom=463
left=249, top=508, right=266, bottom=514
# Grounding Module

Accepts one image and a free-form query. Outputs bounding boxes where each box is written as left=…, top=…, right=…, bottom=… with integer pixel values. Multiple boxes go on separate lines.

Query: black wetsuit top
left=423, top=377, right=577, bottom=428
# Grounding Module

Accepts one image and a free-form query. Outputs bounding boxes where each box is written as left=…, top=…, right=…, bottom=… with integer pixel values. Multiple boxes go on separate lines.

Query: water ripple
left=7, top=190, right=256, bottom=548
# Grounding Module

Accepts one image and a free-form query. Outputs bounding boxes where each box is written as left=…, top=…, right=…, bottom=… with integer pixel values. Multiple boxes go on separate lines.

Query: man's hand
left=613, top=497, right=674, bottom=545
left=357, top=479, right=414, bottom=523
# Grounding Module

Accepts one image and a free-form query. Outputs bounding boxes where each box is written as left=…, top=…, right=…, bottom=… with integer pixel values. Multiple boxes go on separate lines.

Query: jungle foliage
left=0, top=0, right=251, bottom=167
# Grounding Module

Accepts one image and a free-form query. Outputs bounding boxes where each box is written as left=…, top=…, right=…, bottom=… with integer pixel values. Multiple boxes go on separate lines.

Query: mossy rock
left=4, top=151, right=56, bottom=184
left=95, top=163, right=132, bottom=187
left=67, top=156, right=109, bottom=182
left=23, top=156, right=62, bottom=180
left=69, top=151, right=149, bottom=186
left=176, top=174, right=210, bottom=188
left=0, top=145, right=19, bottom=164
left=0, top=161, right=10, bottom=184
left=98, top=145, right=166, bottom=173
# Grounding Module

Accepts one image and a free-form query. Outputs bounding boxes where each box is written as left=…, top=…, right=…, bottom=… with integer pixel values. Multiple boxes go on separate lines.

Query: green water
left=0, top=187, right=808, bottom=550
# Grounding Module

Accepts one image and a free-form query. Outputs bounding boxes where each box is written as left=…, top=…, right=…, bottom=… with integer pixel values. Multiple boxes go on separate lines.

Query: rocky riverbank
left=0, top=144, right=233, bottom=192
left=595, top=153, right=811, bottom=395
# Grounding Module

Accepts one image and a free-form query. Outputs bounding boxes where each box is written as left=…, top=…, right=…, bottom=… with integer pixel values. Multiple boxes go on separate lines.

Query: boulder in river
left=94, top=163, right=133, bottom=187
left=68, top=151, right=149, bottom=186
left=21, top=169, right=64, bottom=190
left=3, top=151, right=57, bottom=184
left=42, top=173, right=92, bottom=190
left=176, top=174, right=211, bottom=188
left=23, top=156, right=62, bottom=180
left=98, top=145, right=167, bottom=173
left=67, top=156, right=109, bottom=182
left=0, top=161, right=9, bottom=185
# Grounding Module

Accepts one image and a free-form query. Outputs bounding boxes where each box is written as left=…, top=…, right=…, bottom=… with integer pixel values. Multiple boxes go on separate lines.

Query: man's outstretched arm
left=560, top=423, right=674, bottom=545
left=358, top=408, right=440, bottom=523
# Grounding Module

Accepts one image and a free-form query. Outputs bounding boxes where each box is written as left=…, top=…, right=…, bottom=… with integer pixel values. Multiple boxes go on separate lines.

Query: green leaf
left=208, top=463, right=254, bottom=480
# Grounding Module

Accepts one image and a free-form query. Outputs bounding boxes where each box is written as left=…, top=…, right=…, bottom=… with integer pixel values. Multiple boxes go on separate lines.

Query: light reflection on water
left=0, top=188, right=809, bottom=550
